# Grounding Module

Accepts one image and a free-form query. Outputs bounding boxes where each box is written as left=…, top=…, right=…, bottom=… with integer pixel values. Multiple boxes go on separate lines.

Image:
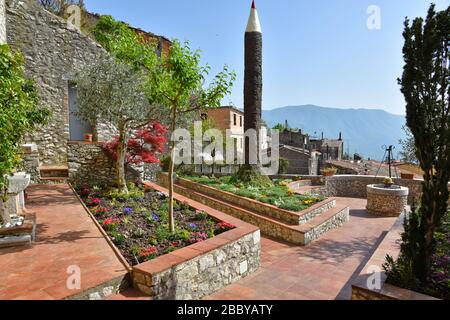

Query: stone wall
left=324, top=175, right=450, bottom=205
left=0, top=0, right=6, bottom=43
left=5, top=0, right=110, bottom=165
left=133, top=231, right=261, bottom=300
left=366, top=185, right=409, bottom=217
left=67, top=142, right=141, bottom=187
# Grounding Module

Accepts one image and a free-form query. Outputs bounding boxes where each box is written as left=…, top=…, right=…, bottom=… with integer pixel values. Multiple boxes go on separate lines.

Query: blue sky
left=84, top=0, right=449, bottom=115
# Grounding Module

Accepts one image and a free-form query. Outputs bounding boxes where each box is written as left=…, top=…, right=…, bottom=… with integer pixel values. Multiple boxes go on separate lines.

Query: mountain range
left=262, top=105, right=407, bottom=160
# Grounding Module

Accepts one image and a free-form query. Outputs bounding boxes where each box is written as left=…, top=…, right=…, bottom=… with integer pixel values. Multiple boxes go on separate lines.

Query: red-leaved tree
left=103, top=122, right=168, bottom=172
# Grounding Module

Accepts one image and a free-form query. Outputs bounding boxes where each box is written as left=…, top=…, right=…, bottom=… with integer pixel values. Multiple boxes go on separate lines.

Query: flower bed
left=75, top=184, right=234, bottom=266
left=184, top=175, right=325, bottom=212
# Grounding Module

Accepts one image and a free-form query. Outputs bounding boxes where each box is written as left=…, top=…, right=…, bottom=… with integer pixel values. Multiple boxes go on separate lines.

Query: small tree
left=0, top=45, right=49, bottom=223
left=146, top=40, right=236, bottom=233
left=398, top=125, right=418, bottom=164
left=76, top=58, right=164, bottom=193
left=388, top=4, right=449, bottom=286
left=103, top=122, right=168, bottom=167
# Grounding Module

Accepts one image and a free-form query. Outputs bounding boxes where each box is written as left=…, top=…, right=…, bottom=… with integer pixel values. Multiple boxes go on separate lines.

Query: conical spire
left=246, top=0, right=261, bottom=33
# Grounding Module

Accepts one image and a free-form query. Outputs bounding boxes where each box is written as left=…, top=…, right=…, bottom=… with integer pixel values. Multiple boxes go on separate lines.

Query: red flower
left=139, top=246, right=158, bottom=258
left=217, top=222, right=234, bottom=231
left=103, top=218, right=120, bottom=227
left=87, top=197, right=101, bottom=206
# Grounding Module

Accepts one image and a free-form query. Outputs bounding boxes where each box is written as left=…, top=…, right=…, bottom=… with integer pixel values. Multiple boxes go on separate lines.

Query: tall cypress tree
left=398, top=4, right=449, bottom=284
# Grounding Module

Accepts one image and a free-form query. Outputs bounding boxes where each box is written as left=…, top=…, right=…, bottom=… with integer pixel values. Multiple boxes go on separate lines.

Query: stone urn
left=366, top=184, right=409, bottom=217
left=1, top=172, right=31, bottom=226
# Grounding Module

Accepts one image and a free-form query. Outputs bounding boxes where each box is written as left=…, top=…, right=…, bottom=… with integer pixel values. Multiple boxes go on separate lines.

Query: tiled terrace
left=0, top=184, right=128, bottom=300
left=0, top=185, right=398, bottom=300
left=205, top=198, right=398, bottom=300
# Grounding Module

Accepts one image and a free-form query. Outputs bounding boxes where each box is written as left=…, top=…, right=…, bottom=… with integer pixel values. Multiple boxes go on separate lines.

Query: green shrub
left=278, top=158, right=289, bottom=174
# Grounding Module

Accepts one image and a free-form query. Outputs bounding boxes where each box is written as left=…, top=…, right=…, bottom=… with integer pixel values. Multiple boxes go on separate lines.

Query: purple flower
left=124, top=207, right=133, bottom=215
left=189, top=223, right=197, bottom=230
left=152, top=213, right=160, bottom=222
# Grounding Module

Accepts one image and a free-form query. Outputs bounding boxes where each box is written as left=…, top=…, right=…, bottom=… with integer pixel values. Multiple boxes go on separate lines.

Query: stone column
left=0, top=0, right=6, bottom=44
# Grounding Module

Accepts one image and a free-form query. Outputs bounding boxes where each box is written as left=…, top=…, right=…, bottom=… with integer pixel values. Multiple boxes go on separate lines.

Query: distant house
left=205, top=106, right=245, bottom=156
left=4, top=0, right=169, bottom=184
left=309, top=135, right=344, bottom=161
left=279, top=145, right=320, bottom=175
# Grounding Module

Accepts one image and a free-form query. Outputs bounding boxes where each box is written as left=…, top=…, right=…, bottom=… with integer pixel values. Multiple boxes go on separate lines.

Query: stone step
left=40, top=177, right=69, bottom=182
left=0, top=235, right=32, bottom=248
left=170, top=183, right=347, bottom=246
left=175, top=177, right=335, bottom=225
left=39, top=165, right=69, bottom=178
left=171, top=183, right=305, bottom=244
left=294, top=202, right=350, bottom=245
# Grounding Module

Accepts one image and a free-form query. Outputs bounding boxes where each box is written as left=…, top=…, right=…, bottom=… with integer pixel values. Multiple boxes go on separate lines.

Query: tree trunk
left=116, top=123, right=129, bottom=194
left=168, top=107, right=177, bottom=234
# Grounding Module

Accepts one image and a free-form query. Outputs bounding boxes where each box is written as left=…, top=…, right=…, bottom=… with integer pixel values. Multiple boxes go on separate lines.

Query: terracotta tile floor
left=205, top=198, right=398, bottom=300
left=0, top=184, right=128, bottom=300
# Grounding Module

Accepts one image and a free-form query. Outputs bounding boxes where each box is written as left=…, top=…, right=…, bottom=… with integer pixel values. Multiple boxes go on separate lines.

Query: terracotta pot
left=401, top=173, right=414, bottom=180
left=84, top=134, right=93, bottom=142
left=322, top=172, right=335, bottom=177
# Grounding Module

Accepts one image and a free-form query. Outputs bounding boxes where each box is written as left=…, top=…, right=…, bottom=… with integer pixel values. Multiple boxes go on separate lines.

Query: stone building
left=4, top=0, right=168, bottom=185
left=309, top=134, right=344, bottom=161
left=279, top=130, right=310, bottom=151
left=279, top=145, right=320, bottom=175
left=205, top=106, right=245, bottom=156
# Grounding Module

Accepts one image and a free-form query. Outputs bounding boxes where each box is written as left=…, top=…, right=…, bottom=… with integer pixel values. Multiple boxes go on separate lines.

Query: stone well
left=366, top=184, right=409, bottom=217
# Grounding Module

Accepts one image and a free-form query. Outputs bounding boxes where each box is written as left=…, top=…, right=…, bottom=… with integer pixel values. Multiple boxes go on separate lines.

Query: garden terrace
left=75, top=182, right=260, bottom=300
left=351, top=212, right=443, bottom=300
left=157, top=173, right=350, bottom=245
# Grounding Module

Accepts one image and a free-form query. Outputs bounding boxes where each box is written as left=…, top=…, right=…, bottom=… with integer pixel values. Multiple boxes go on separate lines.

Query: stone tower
left=244, top=0, right=262, bottom=165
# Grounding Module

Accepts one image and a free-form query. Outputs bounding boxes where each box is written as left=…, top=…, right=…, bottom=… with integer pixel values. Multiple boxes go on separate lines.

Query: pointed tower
left=244, top=0, right=262, bottom=165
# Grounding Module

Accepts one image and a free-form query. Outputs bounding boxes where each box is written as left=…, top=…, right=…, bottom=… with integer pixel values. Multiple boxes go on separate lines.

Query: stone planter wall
left=325, top=175, right=450, bottom=205
left=67, top=142, right=141, bottom=187
left=157, top=173, right=331, bottom=225
left=134, top=182, right=261, bottom=300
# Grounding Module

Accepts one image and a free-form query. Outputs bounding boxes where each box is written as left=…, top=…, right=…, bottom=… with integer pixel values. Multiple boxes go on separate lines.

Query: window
left=233, top=114, right=237, bottom=126
left=240, top=116, right=243, bottom=127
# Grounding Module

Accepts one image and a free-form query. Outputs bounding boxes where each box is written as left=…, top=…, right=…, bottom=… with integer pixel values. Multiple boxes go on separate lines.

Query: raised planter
left=157, top=173, right=350, bottom=246
left=352, top=213, right=439, bottom=300
left=366, top=184, right=409, bottom=217
left=73, top=182, right=260, bottom=300
left=158, top=173, right=331, bottom=225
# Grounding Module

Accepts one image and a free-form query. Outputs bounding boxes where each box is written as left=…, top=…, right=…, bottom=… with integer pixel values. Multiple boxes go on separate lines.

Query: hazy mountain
left=263, top=105, right=407, bottom=160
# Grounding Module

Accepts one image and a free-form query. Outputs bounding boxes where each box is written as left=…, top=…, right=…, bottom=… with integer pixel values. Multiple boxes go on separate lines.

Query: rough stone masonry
left=0, top=0, right=6, bottom=44
left=5, top=0, right=110, bottom=165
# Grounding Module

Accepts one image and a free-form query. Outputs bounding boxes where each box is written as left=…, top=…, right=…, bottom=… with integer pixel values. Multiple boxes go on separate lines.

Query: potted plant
left=84, top=133, right=93, bottom=142
left=384, top=177, right=394, bottom=188
left=321, top=167, right=337, bottom=177
left=400, top=172, right=415, bottom=180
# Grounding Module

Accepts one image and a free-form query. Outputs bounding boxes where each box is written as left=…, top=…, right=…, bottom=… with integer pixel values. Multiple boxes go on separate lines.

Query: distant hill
left=263, top=105, right=406, bottom=160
